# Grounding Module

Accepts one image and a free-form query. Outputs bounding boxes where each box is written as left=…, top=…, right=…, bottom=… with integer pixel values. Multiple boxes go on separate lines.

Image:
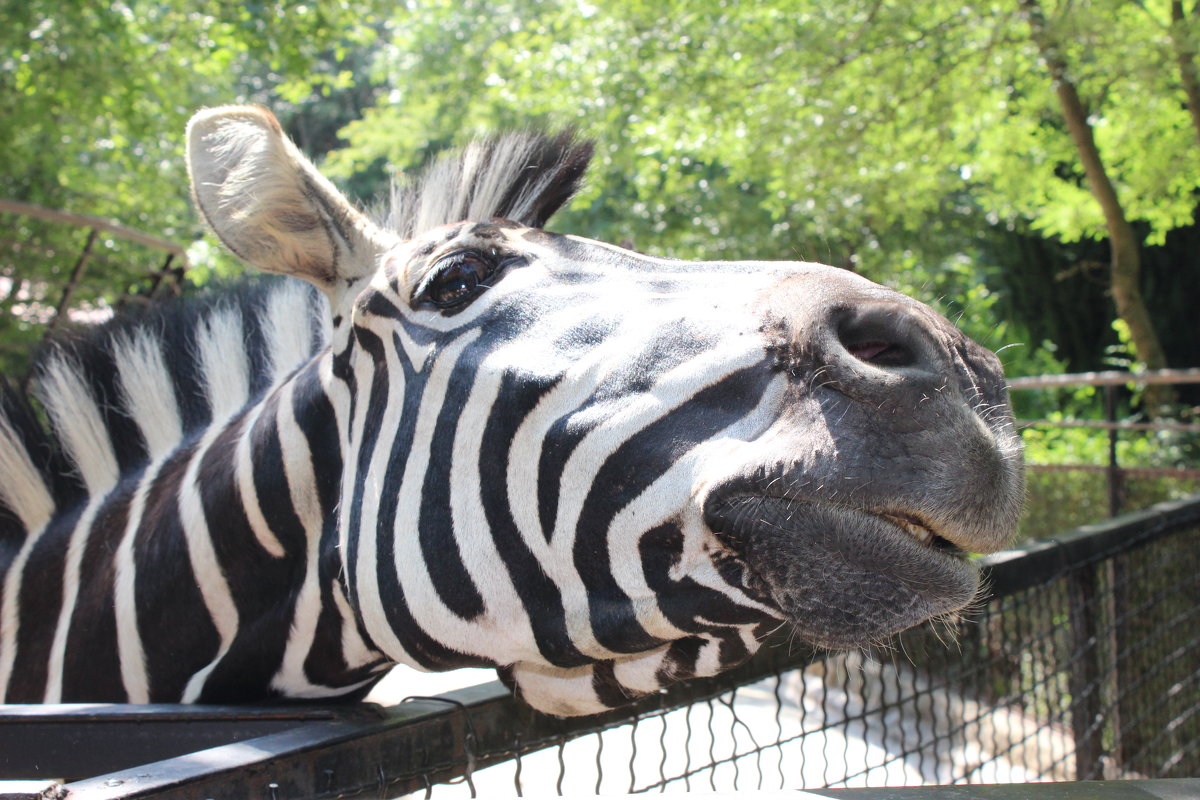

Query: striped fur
left=0, top=107, right=1024, bottom=715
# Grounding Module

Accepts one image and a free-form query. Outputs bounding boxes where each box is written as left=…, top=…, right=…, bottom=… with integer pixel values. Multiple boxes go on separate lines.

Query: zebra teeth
left=882, top=513, right=937, bottom=546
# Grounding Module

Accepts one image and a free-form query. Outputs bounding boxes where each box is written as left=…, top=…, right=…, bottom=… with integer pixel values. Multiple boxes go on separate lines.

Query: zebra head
left=188, top=107, right=1024, bottom=716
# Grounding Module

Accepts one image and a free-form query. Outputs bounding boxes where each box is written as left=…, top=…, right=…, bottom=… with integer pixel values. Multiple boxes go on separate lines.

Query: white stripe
left=540, top=335, right=767, bottom=655
left=0, top=419, right=57, bottom=701
left=319, top=335, right=355, bottom=565
left=113, top=330, right=183, bottom=459
left=36, top=356, right=119, bottom=494
left=179, top=426, right=243, bottom=703
left=389, top=330, right=523, bottom=659
left=349, top=338, right=416, bottom=665
left=114, top=463, right=164, bottom=703
left=505, top=305, right=660, bottom=557
left=269, top=380, right=332, bottom=696
left=41, top=337, right=175, bottom=703
left=234, top=400, right=286, bottom=558
left=448, top=359, right=540, bottom=664
left=0, top=415, right=55, bottom=532
left=197, top=307, right=249, bottom=419
left=264, top=280, right=320, bottom=384
left=332, top=580, right=379, bottom=669
left=551, top=338, right=767, bottom=552
left=42, top=495, right=106, bottom=703
left=0, top=415, right=56, bottom=700
left=603, top=374, right=787, bottom=640
left=612, top=644, right=672, bottom=694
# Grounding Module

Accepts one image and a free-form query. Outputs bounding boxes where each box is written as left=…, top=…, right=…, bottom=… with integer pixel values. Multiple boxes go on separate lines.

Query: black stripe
left=134, top=446, right=221, bottom=701
left=714, top=627, right=751, bottom=669
left=82, top=344, right=149, bottom=474
left=418, top=338, right=485, bottom=621
left=640, top=523, right=773, bottom=630
left=62, top=482, right=137, bottom=701
left=657, top=637, right=704, bottom=684
left=370, top=331, right=481, bottom=670
left=290, top=366, right=343, bottom=533
left=591, top=660, right=642, bottom=709
left=575, top=363, right=774, bottom=654
left=290, top=364, right=386, bottom=685
left=194, top=410, right=303, bottom=702
left=480, top=370, right=589, bottom=668
left=7, top=504, right=79, bottom=701
left=531, top=317, right=614, bottom=540
left=342, top=328, right=389, bottom=614
left=250, top=393, right=309, bottom=558
left=535, top=319, right=718, bottom=540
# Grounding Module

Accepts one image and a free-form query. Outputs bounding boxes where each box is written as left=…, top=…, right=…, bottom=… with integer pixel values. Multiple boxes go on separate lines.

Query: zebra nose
left=802, top=300, right=955, bottom=407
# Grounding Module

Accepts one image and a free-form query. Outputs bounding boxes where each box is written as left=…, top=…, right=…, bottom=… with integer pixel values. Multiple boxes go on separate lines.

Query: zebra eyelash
left=412, top=249, right=520, bottom=311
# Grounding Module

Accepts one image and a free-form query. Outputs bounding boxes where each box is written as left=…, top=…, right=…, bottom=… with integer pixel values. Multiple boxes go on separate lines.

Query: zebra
left=0, top=106, right=1024, bottom=716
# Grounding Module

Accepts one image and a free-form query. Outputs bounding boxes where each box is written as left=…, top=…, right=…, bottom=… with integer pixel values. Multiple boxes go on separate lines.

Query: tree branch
left=1018, top=0, right=1173, bottom=408
left=1170, top=0, right=1200, bottom=147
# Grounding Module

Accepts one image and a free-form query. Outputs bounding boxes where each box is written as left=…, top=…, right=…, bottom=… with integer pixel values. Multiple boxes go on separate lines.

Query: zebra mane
left=384, top=131, right=593, bottom=237
left=0, top=279, right=328, bottom=547
left=0, top=130, right=593, bottom=549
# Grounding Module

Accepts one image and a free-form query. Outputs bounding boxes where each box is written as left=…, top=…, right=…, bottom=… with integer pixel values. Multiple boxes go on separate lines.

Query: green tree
left=328, top=0, right=1198, bottom=385
left=0, top=0, right=385, bottom=375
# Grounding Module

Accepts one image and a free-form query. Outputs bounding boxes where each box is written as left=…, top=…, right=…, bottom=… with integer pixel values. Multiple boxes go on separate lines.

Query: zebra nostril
left=836, top=306, right=925, bottom=370
left=844, top=339, right=916, bottom=368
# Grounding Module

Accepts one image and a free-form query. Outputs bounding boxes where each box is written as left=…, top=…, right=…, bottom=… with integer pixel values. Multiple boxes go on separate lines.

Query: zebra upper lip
left=707, top=494, right=960, bottom=555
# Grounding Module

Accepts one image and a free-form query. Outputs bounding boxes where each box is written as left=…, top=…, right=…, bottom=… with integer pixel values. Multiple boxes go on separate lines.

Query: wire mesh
left=402, top=518, right=1199, bottom=797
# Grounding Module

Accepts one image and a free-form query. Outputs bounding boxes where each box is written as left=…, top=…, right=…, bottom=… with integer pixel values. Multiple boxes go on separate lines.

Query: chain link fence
left=406, top=495, right=1200, bottom=798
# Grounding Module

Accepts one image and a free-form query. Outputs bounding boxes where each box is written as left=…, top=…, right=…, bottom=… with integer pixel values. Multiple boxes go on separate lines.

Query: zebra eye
left=419, top=253, right=494, bottom=308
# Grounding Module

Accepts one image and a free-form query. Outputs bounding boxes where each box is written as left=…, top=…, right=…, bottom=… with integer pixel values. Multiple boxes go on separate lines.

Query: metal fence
left=4, top=493, right=1197, bottom=799
left=1009, top=368, right=1200, bottom=526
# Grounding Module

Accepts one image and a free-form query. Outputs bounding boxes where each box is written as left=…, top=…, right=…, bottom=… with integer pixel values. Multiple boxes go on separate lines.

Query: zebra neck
left=21, top=357, right=387, bottom=704
left=213, top=356, right=386, bottom=700
left=140, top=355, right=386, bottom=702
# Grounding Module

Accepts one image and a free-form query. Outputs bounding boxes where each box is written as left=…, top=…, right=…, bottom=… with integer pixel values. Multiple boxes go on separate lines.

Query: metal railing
left=1009, top=368, right=1200, bottom=519
left=4, top=493, right=1197, bottom=798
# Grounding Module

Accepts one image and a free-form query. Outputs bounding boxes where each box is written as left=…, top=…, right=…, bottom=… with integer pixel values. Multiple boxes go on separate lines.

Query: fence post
left=1104, top=384, right=1121, bottom=517
left=1068, top=562, right=1105, bottom=779
left=45, top=226, right=98, bottom=335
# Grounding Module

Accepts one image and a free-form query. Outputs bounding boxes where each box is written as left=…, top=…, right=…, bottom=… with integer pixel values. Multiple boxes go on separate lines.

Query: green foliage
left=320, top=0, right=1198, bottom=386
left=331, top=0, right=1199, bottom=251
left=0, top=0, right=388, bottom=376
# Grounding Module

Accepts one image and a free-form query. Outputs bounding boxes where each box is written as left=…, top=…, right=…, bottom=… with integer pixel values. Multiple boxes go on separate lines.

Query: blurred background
left=2, top=0, right=1198, bottom=540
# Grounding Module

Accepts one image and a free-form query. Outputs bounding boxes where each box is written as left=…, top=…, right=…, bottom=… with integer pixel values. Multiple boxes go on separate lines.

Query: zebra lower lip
left=705, top=495, right=980, bottom=648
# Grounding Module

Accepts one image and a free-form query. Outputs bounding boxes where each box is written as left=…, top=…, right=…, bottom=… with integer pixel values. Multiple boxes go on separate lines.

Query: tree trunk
left=1019, top=0, right=1173, bottom=410
left=1171, top=0, right=1200, bottom=148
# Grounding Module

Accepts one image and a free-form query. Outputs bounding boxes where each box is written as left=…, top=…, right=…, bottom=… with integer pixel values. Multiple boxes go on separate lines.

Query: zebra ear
left=187, top=105, right=390, bottom=297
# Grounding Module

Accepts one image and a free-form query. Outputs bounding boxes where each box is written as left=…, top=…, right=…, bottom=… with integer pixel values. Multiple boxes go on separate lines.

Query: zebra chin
left=499, top=633, right=762, bottom=717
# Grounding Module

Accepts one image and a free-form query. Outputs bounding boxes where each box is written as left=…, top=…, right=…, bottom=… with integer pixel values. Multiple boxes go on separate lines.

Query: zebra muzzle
left=704, top=495, right=979, bottom=650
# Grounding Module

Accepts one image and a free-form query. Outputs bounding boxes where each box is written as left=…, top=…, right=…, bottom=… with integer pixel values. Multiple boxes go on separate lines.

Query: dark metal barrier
left=2, top=494, right=1198, bottom=799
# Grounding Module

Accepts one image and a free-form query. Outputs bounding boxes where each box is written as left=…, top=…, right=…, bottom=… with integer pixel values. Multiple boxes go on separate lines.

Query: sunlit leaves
left=325, top=0, right=1197, bottom=378
left=0, top=1, right=388, bottom=375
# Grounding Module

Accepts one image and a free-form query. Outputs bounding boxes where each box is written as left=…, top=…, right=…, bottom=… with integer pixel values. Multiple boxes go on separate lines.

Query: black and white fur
left=0, top=107, right=1023, bottom=715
